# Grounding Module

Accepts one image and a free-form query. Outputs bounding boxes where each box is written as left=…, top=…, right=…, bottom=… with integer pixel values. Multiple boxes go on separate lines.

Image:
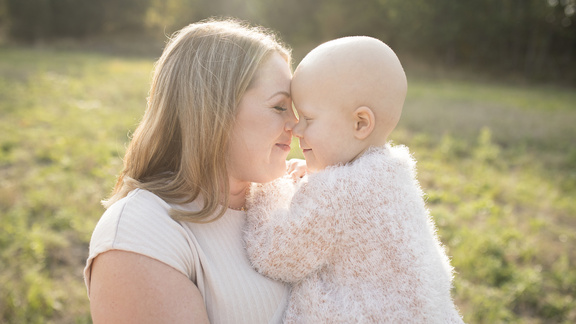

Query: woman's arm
left=89, top=250, right=210, bottom=324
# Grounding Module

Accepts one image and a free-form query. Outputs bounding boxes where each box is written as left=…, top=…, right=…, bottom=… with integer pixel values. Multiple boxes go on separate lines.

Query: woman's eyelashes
left=273, top=106, right=287, bottom=112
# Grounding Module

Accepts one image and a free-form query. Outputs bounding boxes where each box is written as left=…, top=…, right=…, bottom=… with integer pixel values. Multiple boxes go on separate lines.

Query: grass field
left=1, top=45, right=575, bottom=323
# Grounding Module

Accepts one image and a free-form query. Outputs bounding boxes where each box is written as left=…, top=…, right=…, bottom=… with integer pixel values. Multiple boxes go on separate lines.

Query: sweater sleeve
left=244, top=176, right=339, bottom=283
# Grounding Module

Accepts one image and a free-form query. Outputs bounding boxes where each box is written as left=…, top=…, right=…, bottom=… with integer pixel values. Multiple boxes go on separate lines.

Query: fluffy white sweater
left=244, top=144, right=464, bottom=323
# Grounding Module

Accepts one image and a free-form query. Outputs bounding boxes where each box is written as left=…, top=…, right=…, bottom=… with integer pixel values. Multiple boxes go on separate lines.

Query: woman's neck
left=228, top=179, right=249, bottom=210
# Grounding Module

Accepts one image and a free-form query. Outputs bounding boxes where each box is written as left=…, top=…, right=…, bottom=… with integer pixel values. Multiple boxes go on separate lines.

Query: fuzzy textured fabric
left=244, top=144, right=464, bottom=323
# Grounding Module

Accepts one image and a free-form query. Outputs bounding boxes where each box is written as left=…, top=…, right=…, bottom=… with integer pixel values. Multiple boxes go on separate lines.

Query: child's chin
left=307, top=164, right=322, bottom=173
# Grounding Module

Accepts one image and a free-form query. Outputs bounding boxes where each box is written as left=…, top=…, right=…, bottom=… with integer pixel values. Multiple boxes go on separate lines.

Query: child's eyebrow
left=267, top=91, right=291, bottom=100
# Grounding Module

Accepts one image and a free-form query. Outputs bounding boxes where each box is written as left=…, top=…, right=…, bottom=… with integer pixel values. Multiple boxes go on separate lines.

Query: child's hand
left=286, top=158, right=307, bottom=180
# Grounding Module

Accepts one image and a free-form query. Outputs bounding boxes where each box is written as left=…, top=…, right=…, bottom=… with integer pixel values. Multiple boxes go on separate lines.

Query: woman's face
left=227, top=52, right=297, bottom=184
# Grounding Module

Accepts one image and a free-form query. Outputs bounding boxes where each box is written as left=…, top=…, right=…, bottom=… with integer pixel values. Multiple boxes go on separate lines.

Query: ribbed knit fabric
left=244, top=144, right=464, bottom=323
left=85, top=189, right=289, bottom=324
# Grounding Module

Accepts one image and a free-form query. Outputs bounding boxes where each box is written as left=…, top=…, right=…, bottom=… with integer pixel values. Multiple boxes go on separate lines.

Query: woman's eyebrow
left=267, top=91, right=291, bottom=100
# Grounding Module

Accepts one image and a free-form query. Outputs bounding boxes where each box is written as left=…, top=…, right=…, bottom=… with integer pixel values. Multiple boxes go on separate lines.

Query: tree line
left=1, top=0, right=575, bottom=83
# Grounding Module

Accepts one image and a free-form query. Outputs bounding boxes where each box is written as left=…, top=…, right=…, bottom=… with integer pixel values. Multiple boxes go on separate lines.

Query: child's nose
left=292, top=121, right=304, bottom=138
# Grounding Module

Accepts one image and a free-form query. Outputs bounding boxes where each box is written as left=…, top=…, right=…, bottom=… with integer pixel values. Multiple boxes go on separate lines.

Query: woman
left=85, top=18, right=298, bottom=323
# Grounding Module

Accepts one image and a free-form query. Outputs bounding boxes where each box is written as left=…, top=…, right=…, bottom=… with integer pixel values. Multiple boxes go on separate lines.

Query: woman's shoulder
left=96, top=188, right=190, bottom=240
left=111, top=188, right=171, bottom=212
left=88, top=189, right=196, bottom=279
left=95, top=189, right=170, bottom=233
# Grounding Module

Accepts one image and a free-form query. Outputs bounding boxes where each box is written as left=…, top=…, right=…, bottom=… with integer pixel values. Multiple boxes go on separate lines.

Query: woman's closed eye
left=273, top=106, right=288, bottom=112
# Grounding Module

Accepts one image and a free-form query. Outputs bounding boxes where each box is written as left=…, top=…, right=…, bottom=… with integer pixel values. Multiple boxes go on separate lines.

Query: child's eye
left=273, top=106, right=287, bottom=112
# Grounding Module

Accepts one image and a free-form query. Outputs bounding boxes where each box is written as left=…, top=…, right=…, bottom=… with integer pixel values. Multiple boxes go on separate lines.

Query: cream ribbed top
left=84, top=189, right=289, bottom=324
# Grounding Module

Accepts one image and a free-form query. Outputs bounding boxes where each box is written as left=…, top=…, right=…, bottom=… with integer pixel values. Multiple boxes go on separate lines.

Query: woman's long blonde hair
left=103, top=18, right=291, bottom=223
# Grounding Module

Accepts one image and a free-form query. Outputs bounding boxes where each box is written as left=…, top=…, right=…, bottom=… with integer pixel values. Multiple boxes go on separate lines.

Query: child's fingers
left=286, top=158, right=305, bottom=174
left=289, top=172, right=304, bottom=182
left=290, top=165, right=307, bottom=180
left=286, top=162, right=296, bottom=174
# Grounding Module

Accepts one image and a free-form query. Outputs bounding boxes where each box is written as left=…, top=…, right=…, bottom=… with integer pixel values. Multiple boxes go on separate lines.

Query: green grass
left=0, top=46, right=152, bottom=323
left=393, top=74, right=576, bottom=323
left=1, top=45, right=575, bottom=323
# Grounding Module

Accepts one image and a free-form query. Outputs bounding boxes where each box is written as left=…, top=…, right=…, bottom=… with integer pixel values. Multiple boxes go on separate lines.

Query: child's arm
left=245, top=176, right=338, bottom=283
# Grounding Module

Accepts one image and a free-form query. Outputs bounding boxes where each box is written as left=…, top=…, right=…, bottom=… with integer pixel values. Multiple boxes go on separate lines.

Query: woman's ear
left=353, top=106, right=375, bottom=140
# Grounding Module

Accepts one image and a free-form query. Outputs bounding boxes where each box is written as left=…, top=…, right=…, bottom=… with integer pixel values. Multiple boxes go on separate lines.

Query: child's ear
left=353, top=106, right=375, bottom=140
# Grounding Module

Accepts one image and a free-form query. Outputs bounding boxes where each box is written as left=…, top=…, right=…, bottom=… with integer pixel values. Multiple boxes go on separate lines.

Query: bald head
left=292, top=36, right=407, bottom=143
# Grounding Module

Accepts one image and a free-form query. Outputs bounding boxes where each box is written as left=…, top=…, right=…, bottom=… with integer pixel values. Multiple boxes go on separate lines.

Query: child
left=244, top=36, right=464, bottom=323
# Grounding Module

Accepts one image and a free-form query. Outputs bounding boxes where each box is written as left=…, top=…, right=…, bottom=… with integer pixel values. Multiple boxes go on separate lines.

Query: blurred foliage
left=0, top=0, right=574, bottom=83
left=2, top=0, right=151, bottom=39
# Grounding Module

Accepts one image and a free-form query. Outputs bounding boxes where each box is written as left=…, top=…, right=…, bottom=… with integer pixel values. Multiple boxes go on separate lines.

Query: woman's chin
left=255, top=163, right=287, bottom=183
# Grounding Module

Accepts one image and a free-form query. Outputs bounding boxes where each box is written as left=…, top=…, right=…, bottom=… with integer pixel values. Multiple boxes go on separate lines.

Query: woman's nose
left=284, top=108, right=298, bottom=131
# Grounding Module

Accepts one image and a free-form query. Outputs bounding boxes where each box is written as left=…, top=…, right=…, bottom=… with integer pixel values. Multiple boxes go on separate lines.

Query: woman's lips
left=302, top=149, right=312, bottom=154
left=275, top=143, right=291, bottom=152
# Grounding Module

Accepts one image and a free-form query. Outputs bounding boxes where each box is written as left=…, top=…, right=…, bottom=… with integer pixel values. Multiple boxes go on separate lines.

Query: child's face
left=292, top=87, right=364, bottom=172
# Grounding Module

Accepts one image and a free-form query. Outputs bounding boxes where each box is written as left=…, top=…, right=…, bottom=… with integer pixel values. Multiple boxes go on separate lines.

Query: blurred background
left=1, top=0, right=576, bottom=82
left=0, top=0, right=575, bottom=323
